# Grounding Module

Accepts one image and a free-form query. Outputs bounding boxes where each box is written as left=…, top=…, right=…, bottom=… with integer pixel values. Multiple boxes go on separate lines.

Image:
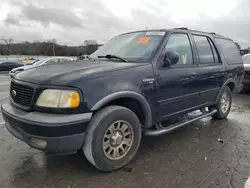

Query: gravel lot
left=0, top=73, right=250, bottom=188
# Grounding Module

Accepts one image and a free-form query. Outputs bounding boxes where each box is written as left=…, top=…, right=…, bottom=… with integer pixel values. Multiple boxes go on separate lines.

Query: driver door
left=154, top=33, right=204, bottom=121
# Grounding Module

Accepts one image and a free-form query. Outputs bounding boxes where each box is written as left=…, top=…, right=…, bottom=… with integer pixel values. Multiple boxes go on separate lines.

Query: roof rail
left=175, top=27, right=188, bottom=30
left=210, top=32, right=216, bottom=35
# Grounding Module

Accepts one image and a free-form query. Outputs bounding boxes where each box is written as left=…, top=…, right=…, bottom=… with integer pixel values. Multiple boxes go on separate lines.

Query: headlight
left=36, top=89, right=80, bottom=108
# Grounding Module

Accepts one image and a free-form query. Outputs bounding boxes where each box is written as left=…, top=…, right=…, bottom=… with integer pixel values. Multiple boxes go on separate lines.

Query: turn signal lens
left=59, top=91, right=80, bottom=108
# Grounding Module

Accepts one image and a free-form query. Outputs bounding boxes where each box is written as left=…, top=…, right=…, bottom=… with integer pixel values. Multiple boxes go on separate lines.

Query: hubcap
left=220, top=92, right=230, bottom=113
left=103, top=120, right=133, bottom=160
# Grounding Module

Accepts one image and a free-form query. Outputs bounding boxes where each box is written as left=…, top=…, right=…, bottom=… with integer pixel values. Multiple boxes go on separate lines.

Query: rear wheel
left=83, top=105, right=141, bottom=171
left=211, top=86, right=232, bottom=119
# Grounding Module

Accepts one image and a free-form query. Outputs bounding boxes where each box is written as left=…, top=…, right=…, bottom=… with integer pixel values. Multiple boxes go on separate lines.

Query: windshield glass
left=33, top=59, right=47, bottom=66
left=90, top=31, right=165, bottom=62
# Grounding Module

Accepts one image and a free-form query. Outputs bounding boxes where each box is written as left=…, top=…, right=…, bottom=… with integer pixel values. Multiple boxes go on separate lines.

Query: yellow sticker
left=138, top=37, right=150, bottom=44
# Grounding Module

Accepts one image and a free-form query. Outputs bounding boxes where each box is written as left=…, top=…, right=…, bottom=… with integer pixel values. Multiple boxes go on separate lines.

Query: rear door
left=191, top=34, right=224, bottom=105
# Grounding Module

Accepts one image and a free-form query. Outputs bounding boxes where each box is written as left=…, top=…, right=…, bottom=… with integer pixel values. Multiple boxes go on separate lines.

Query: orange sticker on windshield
left=138, top=37, right=150, bottom=44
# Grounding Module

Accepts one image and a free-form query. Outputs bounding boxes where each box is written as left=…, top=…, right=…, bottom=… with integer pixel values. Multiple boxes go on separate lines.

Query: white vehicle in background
left=242, top=54, right=250, bottom=90
left=9, top=57, right=74, bottom=77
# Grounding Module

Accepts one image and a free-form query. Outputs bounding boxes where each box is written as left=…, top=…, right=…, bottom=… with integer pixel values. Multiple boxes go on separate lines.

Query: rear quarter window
left=215, top=38, right=242, bottom=64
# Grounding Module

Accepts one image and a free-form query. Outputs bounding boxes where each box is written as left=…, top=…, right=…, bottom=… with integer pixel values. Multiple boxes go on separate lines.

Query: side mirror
left=163, top=51, right=179, bottom=67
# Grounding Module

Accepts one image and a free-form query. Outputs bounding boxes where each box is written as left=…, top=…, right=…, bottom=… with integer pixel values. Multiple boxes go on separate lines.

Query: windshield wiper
left=97, top=54, right=128, bottom=62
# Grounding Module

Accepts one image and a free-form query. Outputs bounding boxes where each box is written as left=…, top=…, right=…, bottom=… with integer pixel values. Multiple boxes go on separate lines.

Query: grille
left=10, top=82, right=34, bottom=107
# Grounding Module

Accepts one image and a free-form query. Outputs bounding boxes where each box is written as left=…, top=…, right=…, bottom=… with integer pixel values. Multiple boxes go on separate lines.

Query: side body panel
left=78, top=63, right=158, bottom=126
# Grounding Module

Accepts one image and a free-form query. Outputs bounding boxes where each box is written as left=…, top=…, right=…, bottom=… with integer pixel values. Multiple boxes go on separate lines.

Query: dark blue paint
left=12, top=28, right=244, bottom=128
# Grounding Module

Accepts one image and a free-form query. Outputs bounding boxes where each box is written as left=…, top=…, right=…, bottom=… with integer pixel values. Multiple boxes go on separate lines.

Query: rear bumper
left=242, top=80, right=250, bottom=89
left=1, top=103, right=92, bottom=154
left=234, top=84, right=244, bottom=93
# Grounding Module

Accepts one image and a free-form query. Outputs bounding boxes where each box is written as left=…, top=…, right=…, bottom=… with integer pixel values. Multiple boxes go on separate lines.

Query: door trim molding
left=157, top=91, right=199, bottom=105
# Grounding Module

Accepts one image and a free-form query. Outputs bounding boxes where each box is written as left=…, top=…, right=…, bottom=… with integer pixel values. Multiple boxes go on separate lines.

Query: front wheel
left=83, top=105, right=141, bottom=171
left=210, top=86, right=232, bottom=120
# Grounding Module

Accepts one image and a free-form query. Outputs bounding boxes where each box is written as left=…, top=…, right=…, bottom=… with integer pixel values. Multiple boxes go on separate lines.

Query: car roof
left=119, top=28, right=231, bottom=40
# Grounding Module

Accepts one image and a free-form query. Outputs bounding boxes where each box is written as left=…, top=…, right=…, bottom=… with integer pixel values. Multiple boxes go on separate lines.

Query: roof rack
left=171, top=28, right=222, bottom=36
left=175, top=27, right=188, bottom=30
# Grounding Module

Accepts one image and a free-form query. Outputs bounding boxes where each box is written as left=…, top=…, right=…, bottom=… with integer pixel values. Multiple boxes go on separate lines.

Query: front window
left=91, top=31, right=166, bottom=62
left=164, top=33, right=193, bottom=65
left=45, top=59, right=59, bottom=64
left=33, top=59, right=47, bottom=66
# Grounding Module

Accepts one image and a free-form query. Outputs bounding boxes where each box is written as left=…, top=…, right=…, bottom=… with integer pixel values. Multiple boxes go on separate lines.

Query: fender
left=91, top=91, right=153, bottom=128
left=216, top=79, right=236, bottom=103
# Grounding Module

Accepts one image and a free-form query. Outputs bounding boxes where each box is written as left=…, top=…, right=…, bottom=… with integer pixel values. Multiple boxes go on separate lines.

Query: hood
left=244, top=64, right=250, bottom=71
left=14, top=60, right=145, bottom=86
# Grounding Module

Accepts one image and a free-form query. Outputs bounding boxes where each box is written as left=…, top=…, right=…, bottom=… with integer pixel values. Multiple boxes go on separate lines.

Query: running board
left=144, top=109, right=217, bottom=136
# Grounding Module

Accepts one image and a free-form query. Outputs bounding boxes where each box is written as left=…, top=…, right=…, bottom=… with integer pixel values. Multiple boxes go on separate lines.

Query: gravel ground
left=0, top=73, right=250, bottom=188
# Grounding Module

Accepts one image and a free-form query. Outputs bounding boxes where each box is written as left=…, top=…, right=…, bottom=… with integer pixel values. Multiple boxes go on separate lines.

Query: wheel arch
left=91, top=91, right=153, bottom=128
left=216, top=79, right=235, bottom=103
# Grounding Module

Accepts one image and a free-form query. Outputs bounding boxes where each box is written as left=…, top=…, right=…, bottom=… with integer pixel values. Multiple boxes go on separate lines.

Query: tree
left=52, top=39, right=56, bottom=56
left=235, top=42, right=241, bottom=50
left=84, top=40, right=98, bottom=55
left=47, top=39, right=57, bottom=56
left=0, top=38, right=13, bottom=57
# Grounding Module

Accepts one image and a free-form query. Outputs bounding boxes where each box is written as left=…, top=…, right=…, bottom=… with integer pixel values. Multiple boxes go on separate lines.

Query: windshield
left=90, top=31, right=165, bottom=62
left=33, top=59, right=48, bottom=66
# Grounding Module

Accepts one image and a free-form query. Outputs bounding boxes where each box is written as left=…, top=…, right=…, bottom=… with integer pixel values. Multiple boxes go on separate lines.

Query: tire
left=83, top=105, right=141, bottom=171
left=211, top=86, right=232, bottom=120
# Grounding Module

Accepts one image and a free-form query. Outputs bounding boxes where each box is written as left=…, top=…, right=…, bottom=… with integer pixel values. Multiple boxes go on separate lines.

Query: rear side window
left=193, top=35, right=218, bottom=64
left=215, top=38, right=242, bottom=64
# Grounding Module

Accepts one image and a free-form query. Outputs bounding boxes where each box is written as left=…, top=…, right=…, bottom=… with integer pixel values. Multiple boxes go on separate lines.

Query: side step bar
left=144, top=109, right=217, bottom=136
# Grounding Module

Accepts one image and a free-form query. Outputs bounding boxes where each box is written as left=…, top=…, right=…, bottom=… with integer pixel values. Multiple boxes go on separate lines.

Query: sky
left=0, top=0, right=249, bottom=48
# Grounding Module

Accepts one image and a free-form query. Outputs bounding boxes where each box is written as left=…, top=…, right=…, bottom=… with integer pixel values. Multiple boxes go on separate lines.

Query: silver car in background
left=242, top=54, right=250, bottom=90
left=9, top=57, right=74, bottom=77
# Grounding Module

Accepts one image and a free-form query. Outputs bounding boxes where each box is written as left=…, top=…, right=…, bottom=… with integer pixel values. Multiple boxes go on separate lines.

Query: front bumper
left=1, top=103, right=92, bottom=154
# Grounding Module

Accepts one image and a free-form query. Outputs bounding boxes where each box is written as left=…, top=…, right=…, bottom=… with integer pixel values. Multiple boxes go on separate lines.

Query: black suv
left=1, top=28, right=244, bottom=171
